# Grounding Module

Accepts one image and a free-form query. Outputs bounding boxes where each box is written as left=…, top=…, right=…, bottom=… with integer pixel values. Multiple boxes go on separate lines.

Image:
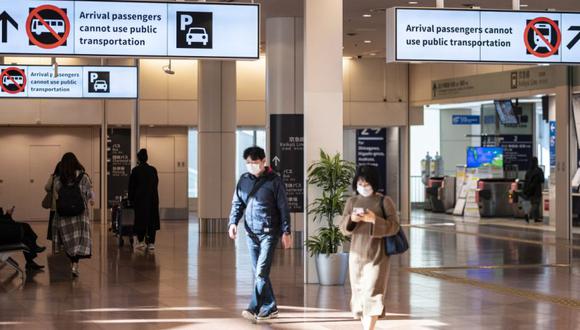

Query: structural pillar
left=266, top=16, right=304, bottom=247
left=555, top=83, right=572, bottom=240
left=197, top=61, right=237, bottom=233
left=303, top=0, right=343, bottom=283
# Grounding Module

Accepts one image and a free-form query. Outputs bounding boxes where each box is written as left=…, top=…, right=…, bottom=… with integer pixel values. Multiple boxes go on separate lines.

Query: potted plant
left=305, top=150, right=356, bottom=285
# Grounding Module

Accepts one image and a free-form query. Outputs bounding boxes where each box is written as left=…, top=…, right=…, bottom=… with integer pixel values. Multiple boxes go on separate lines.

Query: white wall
left=0, top=127, right=100, bottom=221
left=439, top=107, right=481, bottom=176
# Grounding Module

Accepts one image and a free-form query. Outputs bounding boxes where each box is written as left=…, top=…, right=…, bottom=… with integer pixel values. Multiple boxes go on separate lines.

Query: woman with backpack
left=339, top=165, right=400, bottom=330
left=52, top=152, right=93, bottom=277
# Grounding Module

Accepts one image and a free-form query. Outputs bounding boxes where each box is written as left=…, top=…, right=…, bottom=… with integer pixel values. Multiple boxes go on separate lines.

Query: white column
left=512, top=0, right=520, bottom=10
left=304, top=0, right=343, bottom=283
left=436, top=0, right=444, bottom=8
left=197, top=61, right=237, bottom=232
left=266, top=17, right=304, bottom=246
left=555, top=83, right=571, bottom=240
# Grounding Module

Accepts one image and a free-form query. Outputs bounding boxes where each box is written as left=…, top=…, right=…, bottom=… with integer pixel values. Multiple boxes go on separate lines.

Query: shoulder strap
left=243, top=174, right=275, bottom=206
left=74, top=172, right=86, bottom=186
left=379, top=196, right=387, bottom=219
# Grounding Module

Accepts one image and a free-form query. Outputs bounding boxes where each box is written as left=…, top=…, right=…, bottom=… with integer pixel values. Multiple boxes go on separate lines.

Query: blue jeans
left=246, top=233, right=278, bottom=315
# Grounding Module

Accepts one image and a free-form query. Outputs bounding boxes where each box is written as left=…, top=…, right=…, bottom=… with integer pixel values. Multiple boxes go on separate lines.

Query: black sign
left=356, top=128, right=387, bottom=194
left=107, top=128, right=131, bottom=208
left=270, top=114, right=304, bottom=213
left=88, top=71, right=110, bottom=93
left=176, top=11, right=212, bottom=49
left=498, top=134, right=533, bottom=171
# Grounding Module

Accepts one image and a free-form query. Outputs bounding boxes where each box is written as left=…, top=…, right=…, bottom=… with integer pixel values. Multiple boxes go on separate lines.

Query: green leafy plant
left=305, top=150, right=356, bottom=257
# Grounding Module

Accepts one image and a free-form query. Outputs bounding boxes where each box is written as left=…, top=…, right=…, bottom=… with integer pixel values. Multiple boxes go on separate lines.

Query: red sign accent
left=524, top=17, right=562, bottom=58
left=25, top=5, right=70, bottom=49
left=0, top=67, right=27, bottom=94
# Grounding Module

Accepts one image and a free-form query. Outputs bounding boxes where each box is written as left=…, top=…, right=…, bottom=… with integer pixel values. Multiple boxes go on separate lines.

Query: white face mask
left=357, top=185, right=373, bottom=197
left=246, top=163, right=262, bottom=176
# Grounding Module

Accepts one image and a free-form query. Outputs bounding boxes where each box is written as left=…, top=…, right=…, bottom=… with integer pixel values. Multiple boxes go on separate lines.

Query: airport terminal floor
left=2, top=214, right=580, bottom=329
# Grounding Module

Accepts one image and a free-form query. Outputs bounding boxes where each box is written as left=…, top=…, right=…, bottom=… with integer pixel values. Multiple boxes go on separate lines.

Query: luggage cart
left=112, top=198, right=135, bottom=247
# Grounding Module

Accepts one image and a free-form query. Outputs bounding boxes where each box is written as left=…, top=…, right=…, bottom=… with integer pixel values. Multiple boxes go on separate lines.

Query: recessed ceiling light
left=363, top=14, right=372, bottom=18
left=364, top=40, right=372, bottom=44
left=370, top=53, right=377, bottom=56
left=520, top=4, right=529, bottom=7
left=408, top=1, right=419, bottom=5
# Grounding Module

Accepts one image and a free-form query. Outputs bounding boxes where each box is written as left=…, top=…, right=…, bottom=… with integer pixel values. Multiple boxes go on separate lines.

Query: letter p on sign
left=90, top=72, right=99, bottom=83
left=180, top=15, right=193, bottom=31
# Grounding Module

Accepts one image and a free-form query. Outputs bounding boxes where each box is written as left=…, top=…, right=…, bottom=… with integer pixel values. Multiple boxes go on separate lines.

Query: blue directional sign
left=452, top=115, right=480, bottom=125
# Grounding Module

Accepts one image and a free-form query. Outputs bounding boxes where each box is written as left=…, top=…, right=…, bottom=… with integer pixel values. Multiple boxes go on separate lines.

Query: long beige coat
left=340, top=194, right=400, bottom=318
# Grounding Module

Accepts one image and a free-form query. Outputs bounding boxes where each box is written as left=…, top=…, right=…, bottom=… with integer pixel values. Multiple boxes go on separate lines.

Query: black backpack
left=57, top=173, right=86, bottom=217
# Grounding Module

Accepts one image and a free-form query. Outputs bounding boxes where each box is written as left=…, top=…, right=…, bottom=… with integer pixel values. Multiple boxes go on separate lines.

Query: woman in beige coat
left=340, top=165, right=400, bottom=330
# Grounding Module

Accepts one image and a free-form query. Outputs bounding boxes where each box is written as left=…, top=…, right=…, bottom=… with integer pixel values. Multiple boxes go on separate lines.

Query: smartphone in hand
left=353, top=207, right=365, bottom=216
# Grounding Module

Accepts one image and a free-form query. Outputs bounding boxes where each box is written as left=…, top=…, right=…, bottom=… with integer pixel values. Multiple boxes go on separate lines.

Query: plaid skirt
left=52, top=211, right=92, bottom=258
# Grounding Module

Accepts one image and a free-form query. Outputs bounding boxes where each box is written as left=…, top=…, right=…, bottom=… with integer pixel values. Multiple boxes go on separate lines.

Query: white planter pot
left=315, top=253, right=349, bottom=286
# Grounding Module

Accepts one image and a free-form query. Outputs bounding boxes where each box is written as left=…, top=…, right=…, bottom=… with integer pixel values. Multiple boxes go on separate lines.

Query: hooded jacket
left=229, top=167, right=291, bottom=236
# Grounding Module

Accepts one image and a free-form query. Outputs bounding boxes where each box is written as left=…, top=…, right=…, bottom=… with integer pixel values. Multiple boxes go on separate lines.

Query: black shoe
left=256, top=308, right=279, bottom=321
left=34, top=246, right=46, bottom=254
left=535, top=219, right=543, bottom=223
left=241, top=309, right=257, bottom=323
left=25, top=261, right=45, bottom=271
left=525, top=215, right=530, bottom=223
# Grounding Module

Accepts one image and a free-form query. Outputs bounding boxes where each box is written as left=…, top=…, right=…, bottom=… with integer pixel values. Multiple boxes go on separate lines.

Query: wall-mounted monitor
left=466, top=147, right=504, bottom=168
left=494, top=100, right=519, bottom=125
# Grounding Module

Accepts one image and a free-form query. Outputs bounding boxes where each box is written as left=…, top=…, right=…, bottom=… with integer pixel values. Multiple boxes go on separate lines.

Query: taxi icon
left=186, top=27, right=208, bottom=46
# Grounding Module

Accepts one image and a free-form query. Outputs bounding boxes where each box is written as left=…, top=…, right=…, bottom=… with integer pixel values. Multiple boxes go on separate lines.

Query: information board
left=107, top=128, right=131, bottom=208
left=356, top=128, right=387, bottom=194
left=387, top=8, right=580, bottom=64
left=270, top=114, right=304, bottom=213
left=498, top=135, right=533, bottom=171
left=0, top=65, right=137, bottom=98
left=0, top=0, right=259, bottom=59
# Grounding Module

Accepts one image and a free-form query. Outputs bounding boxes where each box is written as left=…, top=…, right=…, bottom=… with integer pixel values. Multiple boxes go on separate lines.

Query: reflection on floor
left=1, top=213, right=580, bottom=329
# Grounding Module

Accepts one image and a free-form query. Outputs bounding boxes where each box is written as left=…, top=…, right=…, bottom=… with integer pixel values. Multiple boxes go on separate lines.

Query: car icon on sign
left=186, top=27, right=208, bottom=46
left=93, top=80, right=108, bottom=91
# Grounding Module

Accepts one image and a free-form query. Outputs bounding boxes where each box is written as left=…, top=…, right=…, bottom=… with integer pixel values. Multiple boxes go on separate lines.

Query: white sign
left=387, top=8, right=580, bottom=64
left=0, top=0, right=259, bottom=59
left=0, top=65, right=137, bottom=98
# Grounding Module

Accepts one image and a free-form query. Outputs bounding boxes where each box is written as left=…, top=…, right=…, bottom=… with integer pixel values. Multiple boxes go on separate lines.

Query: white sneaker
left=71, top=263, right=80, bottom=277
left=134, top=242, right=147, bottom=250
left=147, top=244, right=155, bottom=251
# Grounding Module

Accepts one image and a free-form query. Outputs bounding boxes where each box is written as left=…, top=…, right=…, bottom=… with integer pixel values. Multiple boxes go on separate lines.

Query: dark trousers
left=16, top=222, right=39, bottom=264
left=246, top=232, right=279, bottom=315
left=530, top=196, right=542, bottom=221
left=136, top=228, right=156, bottom=244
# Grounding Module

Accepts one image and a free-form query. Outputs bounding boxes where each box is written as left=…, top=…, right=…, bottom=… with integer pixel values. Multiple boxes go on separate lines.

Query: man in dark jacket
left=228, top=146, right=292, bottom=323
left=0, top=207, right=46, bottom=270
left=129, top=149, right=160, bottom=251
left=523, top=157, right=545, bottom=223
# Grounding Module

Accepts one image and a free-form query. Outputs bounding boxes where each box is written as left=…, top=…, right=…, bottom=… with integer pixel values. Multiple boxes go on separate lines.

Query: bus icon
left=2, top=75, right=24, bottom=86
left=31, top=19, right=65, bottom=35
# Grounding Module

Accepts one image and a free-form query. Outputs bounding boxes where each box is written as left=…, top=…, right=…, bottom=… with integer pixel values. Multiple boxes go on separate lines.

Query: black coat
left=524, top=166, right=545, bottom=198
left=128, top=162, right=160, bottom=232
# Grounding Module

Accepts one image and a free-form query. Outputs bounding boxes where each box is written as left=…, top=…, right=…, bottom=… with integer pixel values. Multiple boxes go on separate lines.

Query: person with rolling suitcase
left=128, top=149, right=160, bottom=251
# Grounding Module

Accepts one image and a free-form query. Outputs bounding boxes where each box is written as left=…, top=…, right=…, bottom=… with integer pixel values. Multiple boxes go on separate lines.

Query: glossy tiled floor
left=2, top=213, right=580, bottom=329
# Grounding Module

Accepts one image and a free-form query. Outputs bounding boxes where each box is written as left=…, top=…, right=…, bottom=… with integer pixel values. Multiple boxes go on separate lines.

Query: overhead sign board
left=387, top=8, right=580, bottom=64
left=0, top=0, right=259, bottom=59
left=0, top=65, right=137, bottom=98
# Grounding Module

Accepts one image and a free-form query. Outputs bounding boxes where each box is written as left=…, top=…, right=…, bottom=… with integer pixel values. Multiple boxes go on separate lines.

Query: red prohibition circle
left=524, top=17, right=562, bottom=58
left=25, top=4, right=71, bottom=49
left=1, top=67, right=27, bottom=94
